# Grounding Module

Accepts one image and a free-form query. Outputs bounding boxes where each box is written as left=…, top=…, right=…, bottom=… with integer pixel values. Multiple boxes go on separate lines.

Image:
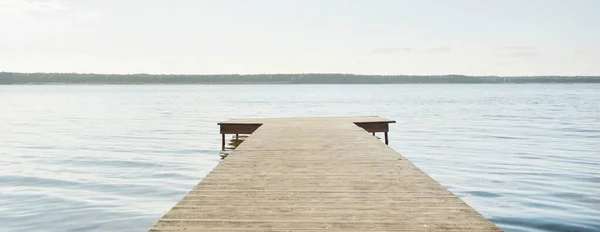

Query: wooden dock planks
left=151, top=117, right=501, bottom=231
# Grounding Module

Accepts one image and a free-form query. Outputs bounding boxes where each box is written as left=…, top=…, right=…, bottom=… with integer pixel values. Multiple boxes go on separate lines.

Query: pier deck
left=151, top=116, right=501, bottom=231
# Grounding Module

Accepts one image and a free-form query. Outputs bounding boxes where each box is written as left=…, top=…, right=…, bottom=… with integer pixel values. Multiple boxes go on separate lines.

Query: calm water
left=1, top=84, right=599, bottom=232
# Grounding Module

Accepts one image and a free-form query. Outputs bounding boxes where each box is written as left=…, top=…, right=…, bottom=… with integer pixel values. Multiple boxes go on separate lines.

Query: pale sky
left=0, top=0, right=599, bottom=76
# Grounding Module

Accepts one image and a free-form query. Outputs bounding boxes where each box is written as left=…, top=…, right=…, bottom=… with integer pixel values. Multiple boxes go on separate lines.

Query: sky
left=0, top=0, right=599, bottom=76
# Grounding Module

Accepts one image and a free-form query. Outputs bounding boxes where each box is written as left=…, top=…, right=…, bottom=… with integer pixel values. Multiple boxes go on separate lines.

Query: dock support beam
left=384, top=132, right=389, bottom=145
left=221, top=134, right=225, bottom=151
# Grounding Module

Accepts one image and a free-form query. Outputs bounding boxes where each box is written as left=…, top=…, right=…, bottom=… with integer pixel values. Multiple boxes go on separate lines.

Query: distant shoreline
left=2, top=72, right=600, bottom=84
left=6, top=82, right=600, bottom=85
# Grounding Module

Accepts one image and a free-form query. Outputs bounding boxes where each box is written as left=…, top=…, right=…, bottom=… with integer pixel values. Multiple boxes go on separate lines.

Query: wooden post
left=221, top=134, right=225, bottom=150
left=372, top=132, right=375, bottom=136
left=384, top=132, right=389, bottom=145
left=236, top=134, right=239, bottom=140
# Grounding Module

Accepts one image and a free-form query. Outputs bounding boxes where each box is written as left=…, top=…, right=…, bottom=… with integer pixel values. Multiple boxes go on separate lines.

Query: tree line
left=1, top=72, right=599, bottom=84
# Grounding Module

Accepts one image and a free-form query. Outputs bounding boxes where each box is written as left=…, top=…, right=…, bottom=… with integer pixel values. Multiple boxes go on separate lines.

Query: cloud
left=497, top=45, right=537, bottom=51
left=371, top=47, right=413, bottom=54
left=76, top=11, right=102, bottom=21
left=371, top=46, right=451, bottom=55
left=355, top=61, right=370, bottom=66
left=0, top=0, right=69, bottom=13
left=427, top=46, right=451, bottom=53
left=502, top=51, right=538, bottom=57
left=30, top=0, right=69, bottom=12
left=75, top=54, right=90, bottom=60
left=573, top=48, right=598, bottom=55
left=494, top=45, right=539, bottom=57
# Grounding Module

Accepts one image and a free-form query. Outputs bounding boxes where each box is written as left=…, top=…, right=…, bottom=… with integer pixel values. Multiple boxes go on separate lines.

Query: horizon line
left=2, top=71, right=599, bottom=78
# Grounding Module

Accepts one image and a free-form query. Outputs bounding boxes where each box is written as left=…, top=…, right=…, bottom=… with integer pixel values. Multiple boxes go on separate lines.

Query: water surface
left=1, top=84, right=599, bottom=231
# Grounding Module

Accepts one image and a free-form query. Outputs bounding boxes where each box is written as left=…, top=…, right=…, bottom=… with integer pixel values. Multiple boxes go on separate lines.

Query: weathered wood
left=152, top=116, right=501, bottom=231
left=355, top=122, right=390, bottom=133
left=219, top=123, right=261, bottom=135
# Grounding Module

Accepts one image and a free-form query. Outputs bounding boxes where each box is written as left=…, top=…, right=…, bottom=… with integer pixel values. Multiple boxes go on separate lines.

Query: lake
left=1, top=84, right=599, bottom=232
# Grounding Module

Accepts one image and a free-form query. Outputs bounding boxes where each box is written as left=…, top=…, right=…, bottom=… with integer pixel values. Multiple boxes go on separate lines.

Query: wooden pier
left=151, top=116, right=501, bottom=231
